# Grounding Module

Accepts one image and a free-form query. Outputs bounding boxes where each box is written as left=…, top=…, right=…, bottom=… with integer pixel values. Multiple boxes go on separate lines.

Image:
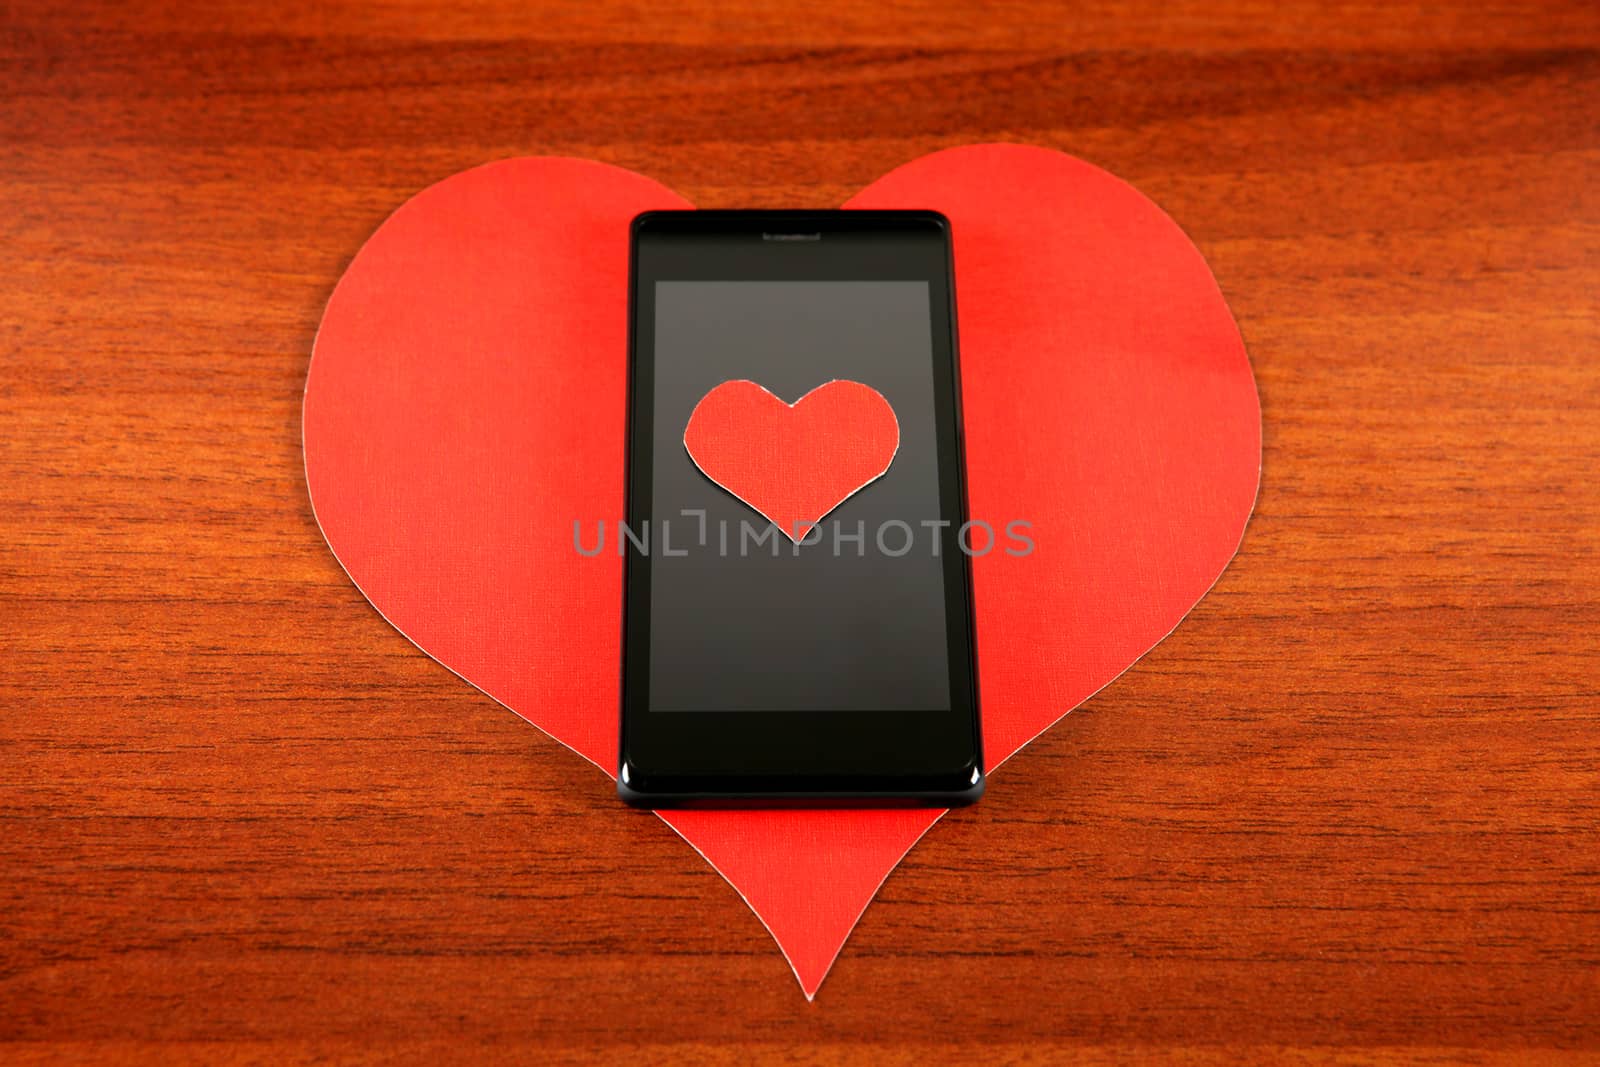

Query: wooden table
left=4, top=2, right=1598, bottom=1061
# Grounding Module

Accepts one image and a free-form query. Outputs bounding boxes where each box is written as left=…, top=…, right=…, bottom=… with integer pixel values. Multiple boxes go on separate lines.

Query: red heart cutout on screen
left=304, top=145, right=1260, bottom=997
left=684, top=379, right=900, bottom=542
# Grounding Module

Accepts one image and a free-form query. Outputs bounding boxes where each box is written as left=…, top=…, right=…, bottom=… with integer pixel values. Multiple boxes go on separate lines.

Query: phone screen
left=647, top=279, right=953, bottom=713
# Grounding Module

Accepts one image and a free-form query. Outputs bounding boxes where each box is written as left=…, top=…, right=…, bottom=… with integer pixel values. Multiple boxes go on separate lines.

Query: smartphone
left=618, top=210, right=983, bottom=807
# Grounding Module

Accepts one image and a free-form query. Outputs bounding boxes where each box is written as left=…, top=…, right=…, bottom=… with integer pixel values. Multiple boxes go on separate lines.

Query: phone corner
left=948, top=763, right=986, bottom=807
left=628, top=210, right=660, bottom=238
left=615, top=757, right=653, bottom=808
left=629, top=208, right=685, bottom=237
left=901, top=208, right=952, bottom=235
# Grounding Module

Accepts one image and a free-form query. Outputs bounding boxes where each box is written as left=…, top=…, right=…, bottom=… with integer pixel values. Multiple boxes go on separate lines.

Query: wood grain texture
left=3, top=1, right=1598, bottom=1062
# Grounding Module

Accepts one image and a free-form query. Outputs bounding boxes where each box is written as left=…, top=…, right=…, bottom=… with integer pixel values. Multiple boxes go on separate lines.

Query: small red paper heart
left=303, top=145, right=1260, bottom=997
left=683, top=379, right=900, bottom=542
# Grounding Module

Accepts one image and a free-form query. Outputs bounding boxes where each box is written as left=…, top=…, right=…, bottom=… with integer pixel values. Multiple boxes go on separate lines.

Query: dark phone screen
left=648, top=281, right=951, bottom=712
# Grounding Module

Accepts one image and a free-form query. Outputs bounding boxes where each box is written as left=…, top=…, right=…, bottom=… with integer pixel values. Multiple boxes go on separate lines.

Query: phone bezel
left=619, top=210, right=983, bottom=807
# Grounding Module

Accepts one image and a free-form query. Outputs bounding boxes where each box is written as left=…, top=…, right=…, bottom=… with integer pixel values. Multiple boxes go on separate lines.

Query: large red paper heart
left=683, top=379, right=901, bottom=541
left=303, top=145, right=1260, bottom=997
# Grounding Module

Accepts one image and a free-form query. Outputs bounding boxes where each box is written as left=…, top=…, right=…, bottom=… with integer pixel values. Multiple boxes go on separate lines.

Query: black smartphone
left=618, top=210, right=983, bottom=807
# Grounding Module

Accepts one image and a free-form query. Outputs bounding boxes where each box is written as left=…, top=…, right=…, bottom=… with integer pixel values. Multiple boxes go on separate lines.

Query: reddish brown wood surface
left=3, top=2, right=1599, bottom=1062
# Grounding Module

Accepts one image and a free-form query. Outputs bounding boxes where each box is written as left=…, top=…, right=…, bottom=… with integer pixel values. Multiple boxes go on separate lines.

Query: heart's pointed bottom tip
left=682, top=810, right=952, bottom=999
